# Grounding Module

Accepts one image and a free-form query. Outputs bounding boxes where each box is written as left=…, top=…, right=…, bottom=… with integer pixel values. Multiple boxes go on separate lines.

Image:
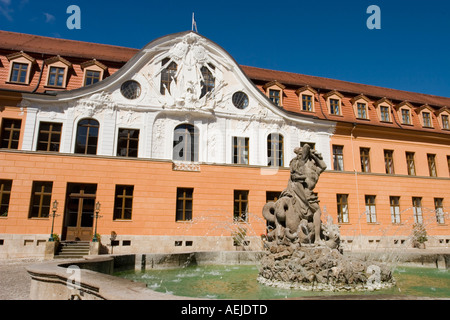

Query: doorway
left=63, top=183, right=97, bottom=241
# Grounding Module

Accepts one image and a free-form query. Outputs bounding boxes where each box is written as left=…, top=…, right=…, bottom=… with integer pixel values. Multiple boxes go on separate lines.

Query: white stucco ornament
left=151, top=33, right=227, bottom=112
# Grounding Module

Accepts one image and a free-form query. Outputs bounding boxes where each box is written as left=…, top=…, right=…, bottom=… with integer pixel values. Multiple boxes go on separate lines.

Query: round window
left=232, top=91, right=249, bottom=109
left=121, top=80, right=141, bottom=100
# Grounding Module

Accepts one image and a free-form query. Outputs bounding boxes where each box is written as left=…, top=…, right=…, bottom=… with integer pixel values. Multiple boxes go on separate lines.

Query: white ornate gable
left=21, top=31, right=335, bottom=167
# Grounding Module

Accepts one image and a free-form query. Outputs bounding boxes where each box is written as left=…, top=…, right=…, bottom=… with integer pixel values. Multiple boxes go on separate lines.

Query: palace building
left=0, top=30, right=449, bottom=259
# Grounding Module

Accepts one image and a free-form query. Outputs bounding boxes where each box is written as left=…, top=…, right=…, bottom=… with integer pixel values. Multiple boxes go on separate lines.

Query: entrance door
left=63, top=183, right=97, bottom=241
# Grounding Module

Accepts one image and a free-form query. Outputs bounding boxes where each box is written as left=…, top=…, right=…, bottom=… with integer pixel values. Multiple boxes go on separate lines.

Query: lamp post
left=92, top=201, right=101, bottom=242
left=49, top=200, right=58, bottom=241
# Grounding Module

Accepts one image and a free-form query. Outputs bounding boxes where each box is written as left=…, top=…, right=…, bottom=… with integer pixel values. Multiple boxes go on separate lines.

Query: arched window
left=160, top=58, right=177, bottom=95
left=173, top=124, right=198, bottom=162
left=75, top=118, right=99, bottom=155
left=200, top=64, right=215, bottom=98
left=267, top=133, right=284, bottom=167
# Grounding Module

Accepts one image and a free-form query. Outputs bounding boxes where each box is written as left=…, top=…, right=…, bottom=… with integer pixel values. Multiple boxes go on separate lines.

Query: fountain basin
left=26, top=251, right=450, bottom=300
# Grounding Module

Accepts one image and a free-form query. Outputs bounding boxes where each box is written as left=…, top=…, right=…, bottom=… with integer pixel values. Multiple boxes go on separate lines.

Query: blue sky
left=1, top=0, right=449, bottom=98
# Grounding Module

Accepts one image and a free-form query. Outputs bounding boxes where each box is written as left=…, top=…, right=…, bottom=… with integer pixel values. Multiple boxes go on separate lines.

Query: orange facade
left=0, top=31, right=449, bottom=259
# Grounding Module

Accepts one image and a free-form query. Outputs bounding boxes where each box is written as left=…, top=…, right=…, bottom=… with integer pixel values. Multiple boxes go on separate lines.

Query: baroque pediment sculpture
left=150, top=33, right=228, bottom=112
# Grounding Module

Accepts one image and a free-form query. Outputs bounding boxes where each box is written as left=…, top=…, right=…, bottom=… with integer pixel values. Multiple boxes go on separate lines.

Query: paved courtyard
left=0, top=258, right=39, bottom=300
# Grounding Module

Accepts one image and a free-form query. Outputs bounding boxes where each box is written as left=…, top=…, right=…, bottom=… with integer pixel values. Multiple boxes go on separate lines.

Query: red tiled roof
left=0, top=31, right=449, bottom=134
left=240, top=65, right=450, bottom=107
left=0, top=30, right=139, bottom=63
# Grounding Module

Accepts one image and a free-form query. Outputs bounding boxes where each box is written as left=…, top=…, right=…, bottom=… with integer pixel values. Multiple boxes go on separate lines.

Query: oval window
left=232, top=91, right=249, bottom=109
left=121, top=80, right=141, bottom=100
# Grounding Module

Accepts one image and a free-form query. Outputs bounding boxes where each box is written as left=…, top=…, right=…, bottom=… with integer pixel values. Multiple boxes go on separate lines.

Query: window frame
left=0, top=180, right=12, bottom=217
left=173, top=124, right=199, bottom=162
left=160, top=58, right=178, bottom=95
left=199, top=64, right=215, bottom=98
left=406, top=152, right=416, bottom=176
left=117, top=128, right=139, bottom=158
left=6, top=52, right=35, bottom=85
left=332, top=145, right=344, bottom=171
left=74, top=118, right=100, bottom=155
left=232, top=136, right=249, bottom=165
left=384, top=149, right=395, bottom=174
left=434, top=198, right=445, bottom=224
left=427, top=153, right=437, bottom=177
left=412, top=197, right=423, bottom=224
left=113, top=185, right=134, bottom=220
left=365, top=195, right=377, bottom=223
left=0, top=118, right=22, bottom=150
left=28, top=181, right=53, bottom=219
left=233, top=190, right=249, bottom=222
left=176, top=187, right=193, bottom=222
left=296, top=86, right=317, bottom=112
left=337, top=194, right=349, bottom=223
left=267, top=133, right=284, bottom=167
left=390, top=196, right=401, bottom=224
left=36, top=122, right=62, bottom=152
left=360, top=147, right=371, bottom=173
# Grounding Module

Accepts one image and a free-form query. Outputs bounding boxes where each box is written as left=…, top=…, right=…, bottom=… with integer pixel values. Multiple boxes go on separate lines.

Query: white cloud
left=43, top=12, right=55, bottom=23
left=0, top=0, right=13, bottom=21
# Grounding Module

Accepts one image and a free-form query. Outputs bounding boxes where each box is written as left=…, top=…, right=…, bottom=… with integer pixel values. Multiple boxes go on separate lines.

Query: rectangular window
left=380, top=106, right=390, bottom=122
left=117, top=128, right=139, bottom=157
left=234, top=190, right=249, bottom=222
left=384, top=150, right=395, bottom=174
left=113, top=185, right=134, bottom=220
left=10, top=62, right=28, bottom=83
left=47, top=66, right=65, bottom=87
left=0, top=180, right=12, bottom=217
left=233, top=137, right=249, bottom=165
left=412, top=197, right=423, bottom=224
left=365, top=195, right=377, bottom=223
left=302, top=94, right=313, bottom=111
left=84, top=70, right=101, bottom=86
left=37, top=122, right=62, bottom=152
left=176, top=188, right=193, bottom=221
left=406, top=152, right=416, bottom=176
left=401, top=109, right=411, bottom=125
left=29, top=181, right=53, bottom=218
left=427, top=154, right=437, bottom=177
left=266, top=191, right=281, bottom=203
left=390, top=196, right=401, bottom=224
left=267, top=133, right=283, bottom=167
left=337, top=194, right=349, bottom=223
left=330, top=99, right=340, bottom=115
left=442, top=115, right=449, bottom=130
left=269, top=89, right=280, bottom=106
left=357, top=103, right=367, bottom=119
left=0, top=118, right=21, bottom=149
left=360, top=147, right=371, bottom=173
left=332, top=145, right=344, bottom=171
left=422, top=112, right=432, bottom=127
left=434, top=198, right=445, bottom=224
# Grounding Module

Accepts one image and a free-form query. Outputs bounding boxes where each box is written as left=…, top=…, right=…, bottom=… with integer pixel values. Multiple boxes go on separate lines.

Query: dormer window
left=351, top=94, right=370, bottom=120
left=396, top=101, right=414, bottom=125
left=436, top=107, right=450, bottom=130
left=6, top=51, right=36, bottom=85
left=81, top=59, right=107, bottom=87
left=44, top=56, right=72, bottom=88
left=416, top=105, right=435, bottom=128
left=375, top=98, right=394, bottom=123
left=296, top=86, right=317, bottom=112
left=402, top=109, right=411, bottom=124
left=263, top=81, right=285, bottom=107
left=325, top=90, right=344, bottom=115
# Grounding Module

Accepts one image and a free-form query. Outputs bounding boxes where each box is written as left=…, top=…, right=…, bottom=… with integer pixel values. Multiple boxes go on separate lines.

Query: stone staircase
left=55, top=241, right=90, bottom=259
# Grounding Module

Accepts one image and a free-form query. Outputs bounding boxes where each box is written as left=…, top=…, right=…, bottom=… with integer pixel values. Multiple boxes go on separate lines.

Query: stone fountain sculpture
left=258, top=144, right=394, bottom=291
